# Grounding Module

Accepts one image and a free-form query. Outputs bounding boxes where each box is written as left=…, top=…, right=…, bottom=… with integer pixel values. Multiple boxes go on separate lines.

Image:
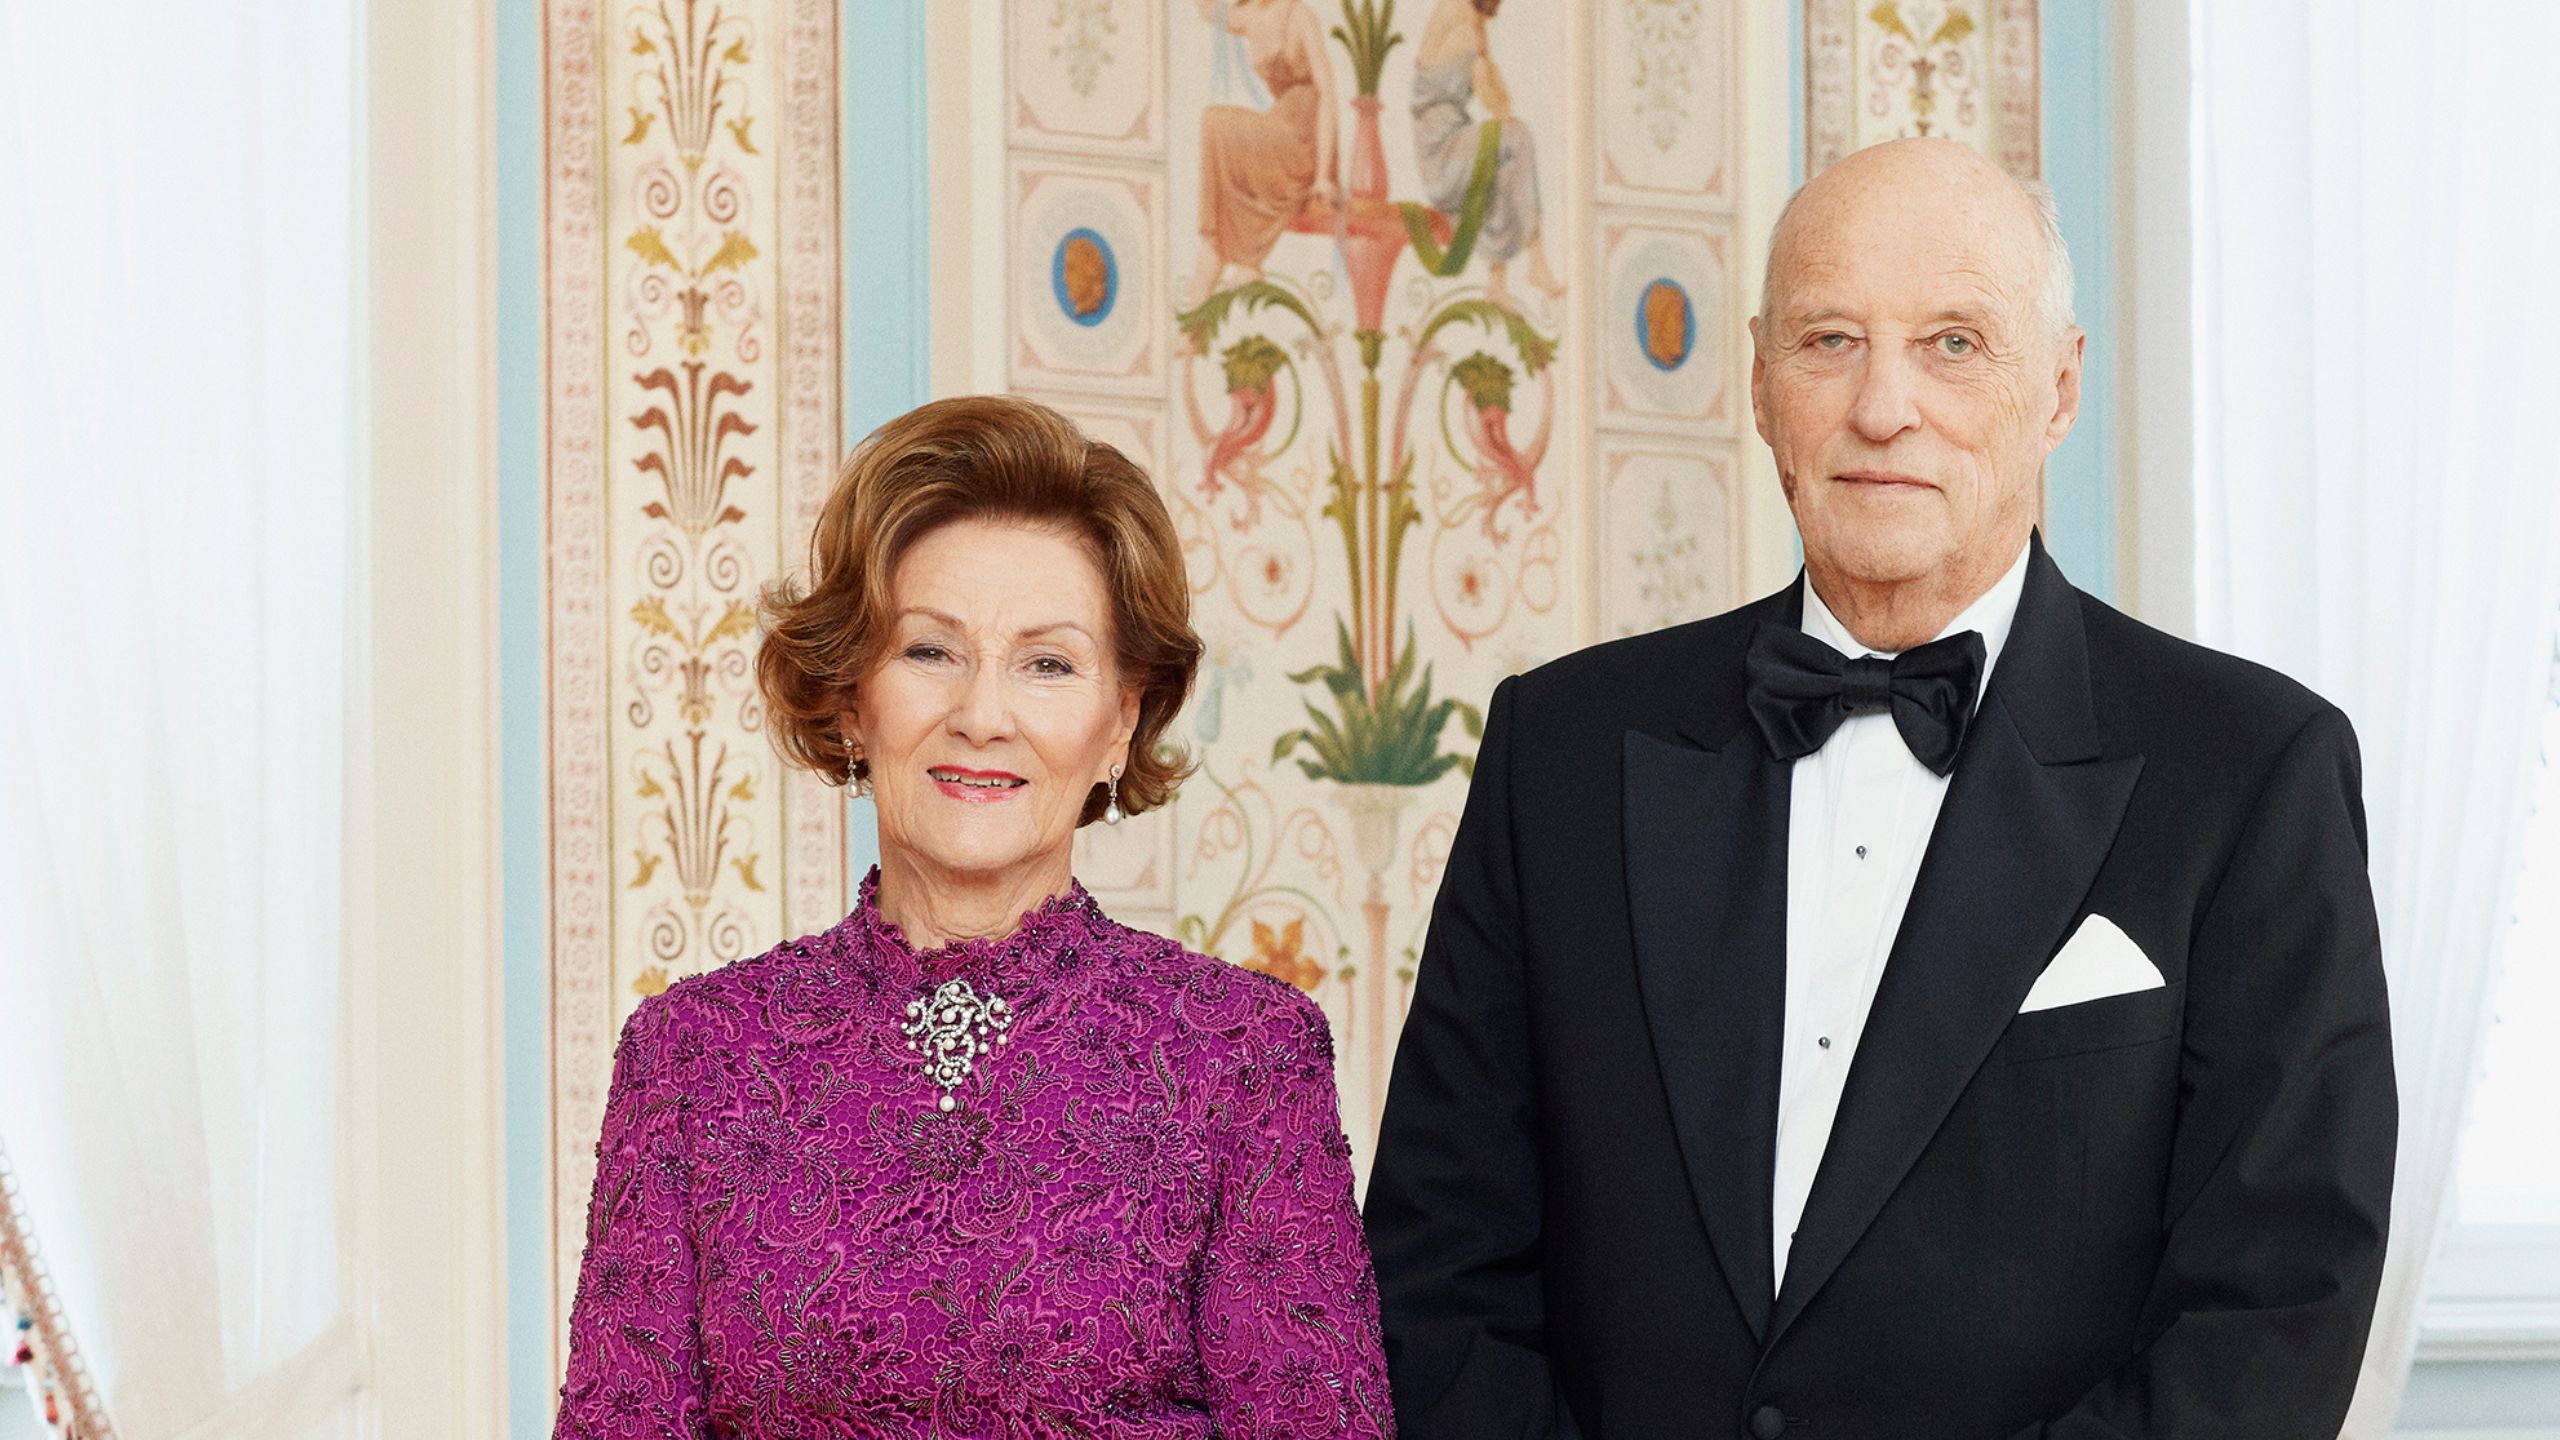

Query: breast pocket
left=1996, top=980, right=2184, bottom=1065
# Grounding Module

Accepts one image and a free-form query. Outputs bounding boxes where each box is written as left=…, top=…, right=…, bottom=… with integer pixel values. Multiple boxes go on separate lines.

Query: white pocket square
left=2018, top=914, right=2164, bottom=1014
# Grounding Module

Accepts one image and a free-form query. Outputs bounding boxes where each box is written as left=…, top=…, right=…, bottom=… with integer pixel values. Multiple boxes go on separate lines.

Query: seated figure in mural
left=1187, top=0, right=1339, bottom=308
left=1413, top=0, right=1564, bottom=312
left=552, top=396, right=1394, bottom=1439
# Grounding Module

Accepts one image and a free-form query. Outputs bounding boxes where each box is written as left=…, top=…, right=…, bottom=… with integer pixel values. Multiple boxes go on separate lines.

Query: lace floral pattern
left=555, top=871, right=1395, bottom=1438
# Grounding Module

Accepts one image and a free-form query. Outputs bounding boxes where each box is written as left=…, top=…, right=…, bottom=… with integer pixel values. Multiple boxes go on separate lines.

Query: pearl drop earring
left=1103, top=764, right=1124, bottom=825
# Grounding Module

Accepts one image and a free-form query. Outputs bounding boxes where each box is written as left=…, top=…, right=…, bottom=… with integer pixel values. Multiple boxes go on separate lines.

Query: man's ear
left=2044, top=326, right=2086, bottom=453
left=1747, top=314, right=1774, bottom=448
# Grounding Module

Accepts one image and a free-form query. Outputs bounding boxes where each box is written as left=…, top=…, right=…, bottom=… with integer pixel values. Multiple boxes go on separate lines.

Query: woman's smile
left=928, top=765, right=1029, bottom=801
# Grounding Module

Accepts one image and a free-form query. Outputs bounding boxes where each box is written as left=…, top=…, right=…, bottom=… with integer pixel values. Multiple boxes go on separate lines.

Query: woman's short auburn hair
left=757, top=394, right=1202, bottom=826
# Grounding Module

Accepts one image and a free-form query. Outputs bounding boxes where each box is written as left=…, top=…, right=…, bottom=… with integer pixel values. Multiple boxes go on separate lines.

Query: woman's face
left=847, top=518, right=1139, bottom=896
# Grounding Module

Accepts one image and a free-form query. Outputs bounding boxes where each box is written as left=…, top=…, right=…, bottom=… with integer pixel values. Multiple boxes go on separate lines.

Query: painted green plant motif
left=1182, top=279, right=1547, bottom=787
left=1332, top=0, right=1402, bottom=97
left=1449, top=351, right=1514, bottom=412
left=1272, top=619, right=1483, bottom=785
left=1176, top=278, right=1321, bottom=352
left=1177, top=1, right=1555, bottom=795
left=1417, top=297, right=1558, bottom=374
left=1221, top=334, right=1290, bottom=392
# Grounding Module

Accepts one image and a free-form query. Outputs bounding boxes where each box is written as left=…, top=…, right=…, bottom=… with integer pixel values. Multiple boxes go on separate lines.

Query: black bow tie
left=1744, top=620, right=1987, bottom=776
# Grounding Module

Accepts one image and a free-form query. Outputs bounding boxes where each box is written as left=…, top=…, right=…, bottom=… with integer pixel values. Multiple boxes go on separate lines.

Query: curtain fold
left=0, top=2, right=361, bottom=1435
left=2189, top=0, right=2560, bottom=1430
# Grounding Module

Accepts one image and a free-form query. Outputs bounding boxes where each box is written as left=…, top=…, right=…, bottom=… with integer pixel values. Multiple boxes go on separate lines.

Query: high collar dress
left=554, top=871, right=1395, bottom=1439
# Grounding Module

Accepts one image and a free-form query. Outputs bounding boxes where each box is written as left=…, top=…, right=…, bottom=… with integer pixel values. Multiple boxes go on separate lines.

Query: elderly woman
left=554, top=396, right=1394, bottom=1438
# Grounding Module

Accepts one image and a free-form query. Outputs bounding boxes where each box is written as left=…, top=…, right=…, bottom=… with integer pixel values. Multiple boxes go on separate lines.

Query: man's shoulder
left=1504, top=592, right=1781, bottom=735
left=2073, top=589, right=2349, bottom=755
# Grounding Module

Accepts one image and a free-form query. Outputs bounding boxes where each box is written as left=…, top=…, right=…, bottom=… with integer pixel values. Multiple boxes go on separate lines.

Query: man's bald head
left=1760, top=139, right=2076, bottom=347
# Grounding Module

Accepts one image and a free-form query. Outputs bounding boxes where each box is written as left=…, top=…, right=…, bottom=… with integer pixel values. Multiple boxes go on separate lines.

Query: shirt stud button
left=1855, top=844, right=1868, bottom=859
left=1817, top=1036, right=1832, bottom=1049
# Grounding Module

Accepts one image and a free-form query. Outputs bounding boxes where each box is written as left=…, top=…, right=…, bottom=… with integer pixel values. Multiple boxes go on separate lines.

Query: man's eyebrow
left=1922, top=306, right=1999, bottom=327
left=1784, top=307, right=1859, bottom=329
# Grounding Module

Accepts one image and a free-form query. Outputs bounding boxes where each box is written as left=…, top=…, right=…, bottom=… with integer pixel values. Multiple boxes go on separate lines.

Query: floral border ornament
left=544, top=0, right=844, bottom=1363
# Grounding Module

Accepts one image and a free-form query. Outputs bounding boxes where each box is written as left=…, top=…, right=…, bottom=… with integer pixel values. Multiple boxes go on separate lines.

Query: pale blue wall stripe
left=2040, top=0, right=2118, bottom=601
left=496, top=0, right=548, bottom=1429
left=837, top=0, right=928, bottom=886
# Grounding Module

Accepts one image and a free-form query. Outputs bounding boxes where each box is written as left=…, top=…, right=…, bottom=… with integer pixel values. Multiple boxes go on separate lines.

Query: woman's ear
left=1112, top=686, right=1142, bottom=769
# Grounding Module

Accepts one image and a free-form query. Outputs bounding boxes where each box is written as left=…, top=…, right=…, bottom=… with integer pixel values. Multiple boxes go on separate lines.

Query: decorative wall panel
left=1597, top=439, right=1742, bottom=639
left=1009, top=158, right=1167, bottom=396
left=1009, top=0, right=1163, bottom=153
left=1805, top=0, right=2040, bottom=179
left=1599, top=217, right=1734, bottom=434
left=542, top=0, right=844, bottom=1353
left=1599, top=0, right=1734, bottom=206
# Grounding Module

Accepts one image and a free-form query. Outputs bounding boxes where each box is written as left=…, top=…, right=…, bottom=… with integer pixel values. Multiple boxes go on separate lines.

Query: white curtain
left=2190, top=0, right=2560, bottom=1431
left=0, top=2, right=366, bottom=1436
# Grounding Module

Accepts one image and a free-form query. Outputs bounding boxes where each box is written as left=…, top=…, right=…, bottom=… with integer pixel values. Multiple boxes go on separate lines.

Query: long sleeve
left=1360, top=677, right=1580, bottom=1440
left=1197, top=986, right=1397, bottom=1439
left=555, top=999, right=709, bottom=1440
left=2025, top=705, right=2397, bottom=1438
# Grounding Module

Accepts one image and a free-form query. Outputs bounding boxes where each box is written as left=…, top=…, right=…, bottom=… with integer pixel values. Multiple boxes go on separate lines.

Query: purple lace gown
left=554, top=872, right=1396, bottom=1438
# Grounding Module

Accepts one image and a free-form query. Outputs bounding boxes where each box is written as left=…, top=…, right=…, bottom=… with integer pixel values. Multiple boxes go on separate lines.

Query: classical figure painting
left=1186, top=0, right=1339, bottom=304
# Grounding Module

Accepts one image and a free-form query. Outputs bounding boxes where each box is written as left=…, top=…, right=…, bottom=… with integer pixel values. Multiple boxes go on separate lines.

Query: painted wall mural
left=541, top=0, right=845, bottom=1355
left=1805, top=0, right=2041, bottom=180
left=998, top=0, right=1752, bottom=1172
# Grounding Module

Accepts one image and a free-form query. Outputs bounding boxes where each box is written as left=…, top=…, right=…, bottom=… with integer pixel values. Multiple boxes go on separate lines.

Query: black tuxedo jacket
left=1364, top=537, right=2396, bottom=1439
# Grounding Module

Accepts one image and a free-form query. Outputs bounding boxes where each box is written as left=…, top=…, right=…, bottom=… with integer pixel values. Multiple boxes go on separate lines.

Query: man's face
left=1750, top=149, right=2082, bottom=592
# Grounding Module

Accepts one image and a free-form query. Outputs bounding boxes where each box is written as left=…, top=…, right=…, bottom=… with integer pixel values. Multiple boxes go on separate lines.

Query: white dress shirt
left=1770, top=540, right=2032, bottom=1288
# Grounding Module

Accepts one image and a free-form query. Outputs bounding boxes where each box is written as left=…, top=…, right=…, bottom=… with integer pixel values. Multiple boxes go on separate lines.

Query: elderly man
left=1364, top=138, right=2395, bottom=1438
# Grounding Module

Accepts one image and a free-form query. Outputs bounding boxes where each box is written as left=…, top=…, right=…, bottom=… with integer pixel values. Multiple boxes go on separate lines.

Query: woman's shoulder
left=1089, top=913, right=1338, bottom=1065
left=613, top=927, right=843, bottom=1050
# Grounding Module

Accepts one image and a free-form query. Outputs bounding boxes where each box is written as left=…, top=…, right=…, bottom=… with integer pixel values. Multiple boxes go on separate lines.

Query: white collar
left=1800, top=539, right=2034, bottom=699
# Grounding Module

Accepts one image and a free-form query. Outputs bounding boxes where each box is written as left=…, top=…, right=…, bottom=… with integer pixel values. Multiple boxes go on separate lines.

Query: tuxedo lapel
left=1624, top=726, right=1790, bottom=1343
left=1769, top=537, right=2143, bottom=1341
